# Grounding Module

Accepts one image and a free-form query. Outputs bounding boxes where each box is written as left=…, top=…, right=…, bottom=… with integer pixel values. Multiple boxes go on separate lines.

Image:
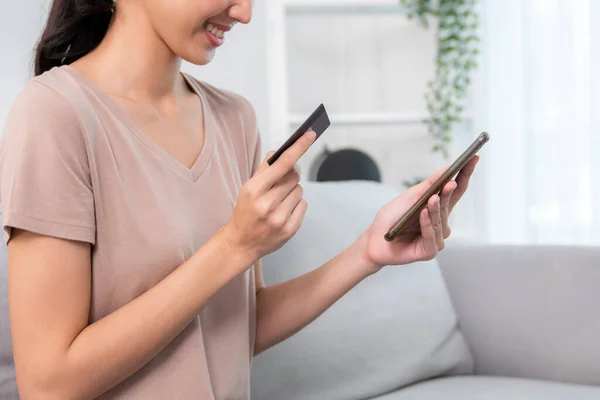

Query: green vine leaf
left=400, top=0, right=480, bottom=158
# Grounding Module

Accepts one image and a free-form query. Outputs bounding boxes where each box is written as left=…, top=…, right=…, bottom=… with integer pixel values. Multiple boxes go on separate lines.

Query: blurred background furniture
left=250, top=180, right=600, bottom=400
left=309, top=147, right=382, bottom=182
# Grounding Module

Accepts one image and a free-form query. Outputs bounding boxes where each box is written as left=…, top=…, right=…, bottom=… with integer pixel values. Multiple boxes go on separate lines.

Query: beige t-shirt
left=0, top=65, right=261, bottom=399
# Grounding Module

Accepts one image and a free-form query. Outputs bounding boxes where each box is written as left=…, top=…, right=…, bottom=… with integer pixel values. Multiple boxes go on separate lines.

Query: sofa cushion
left=370, top=376, right=600, bottom=399
left=251, top=181, right=473, bottom=400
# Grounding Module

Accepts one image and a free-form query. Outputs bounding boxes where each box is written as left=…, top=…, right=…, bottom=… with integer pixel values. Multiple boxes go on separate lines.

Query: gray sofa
left=250, top=181, right=600, bottom=399
left=2, top=181, right=600, bottom=399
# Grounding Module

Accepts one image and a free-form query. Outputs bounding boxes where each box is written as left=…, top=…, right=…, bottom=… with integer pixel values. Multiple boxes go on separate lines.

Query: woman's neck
left=72, top=9, right=187, bottom=104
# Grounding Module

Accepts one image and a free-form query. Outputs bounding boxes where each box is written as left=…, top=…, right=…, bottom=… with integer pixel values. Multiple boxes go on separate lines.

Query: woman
left=0, top=0, right=478, bottom=398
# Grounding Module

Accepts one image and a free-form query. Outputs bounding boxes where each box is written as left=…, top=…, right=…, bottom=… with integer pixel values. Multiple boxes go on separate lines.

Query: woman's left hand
left=360, top=156, right=479, bottom=272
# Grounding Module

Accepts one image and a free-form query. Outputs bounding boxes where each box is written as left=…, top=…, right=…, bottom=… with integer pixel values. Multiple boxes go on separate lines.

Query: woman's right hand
left=223, top=130, right=317, bottom=261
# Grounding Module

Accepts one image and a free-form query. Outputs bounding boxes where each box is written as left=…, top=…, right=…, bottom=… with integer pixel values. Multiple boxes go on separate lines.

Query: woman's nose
left=230, top=0, right=252, bottom=25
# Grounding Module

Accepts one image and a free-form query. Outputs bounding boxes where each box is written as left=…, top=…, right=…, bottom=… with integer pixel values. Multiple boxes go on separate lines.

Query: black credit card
left=267, top=104, right=330, bottom=165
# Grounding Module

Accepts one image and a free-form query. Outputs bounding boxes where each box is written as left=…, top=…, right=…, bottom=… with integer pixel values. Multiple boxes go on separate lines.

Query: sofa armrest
left=436, top=244, right=600, bottom=387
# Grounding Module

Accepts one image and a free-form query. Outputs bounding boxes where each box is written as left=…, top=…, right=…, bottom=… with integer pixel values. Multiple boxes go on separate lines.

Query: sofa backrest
left=438, top=244, right=600, bottom=387
left=250, top=181, right=473, bottom=400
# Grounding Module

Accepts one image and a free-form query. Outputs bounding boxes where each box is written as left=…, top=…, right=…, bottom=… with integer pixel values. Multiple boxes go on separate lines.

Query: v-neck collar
left=62, top=65, right=215, bottom=182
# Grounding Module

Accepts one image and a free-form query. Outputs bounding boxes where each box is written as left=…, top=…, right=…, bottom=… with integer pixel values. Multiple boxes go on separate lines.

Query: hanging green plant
left=400, top=0, right=480, bottom=159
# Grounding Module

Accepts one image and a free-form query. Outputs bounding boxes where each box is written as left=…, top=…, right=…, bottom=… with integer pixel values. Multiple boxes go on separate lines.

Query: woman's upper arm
left=0, top=80, right=97, bottom=394
left=8, top=229, right=91, bottom=393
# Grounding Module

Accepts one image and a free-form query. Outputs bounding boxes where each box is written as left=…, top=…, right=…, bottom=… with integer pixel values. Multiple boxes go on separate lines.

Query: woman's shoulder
left=5, top=67, right=87, bottom=133
left=0, top=68, right=95, bottom=245
left=183, top=74, right=257, bottom=127
left=1, top=67, right=90, bottom=158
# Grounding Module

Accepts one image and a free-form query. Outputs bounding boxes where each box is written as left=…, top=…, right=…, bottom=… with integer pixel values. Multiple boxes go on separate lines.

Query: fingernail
left=306, top=130, right=317, bottom=141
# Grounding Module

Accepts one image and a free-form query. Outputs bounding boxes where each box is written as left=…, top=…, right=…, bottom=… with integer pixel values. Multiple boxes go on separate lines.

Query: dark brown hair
left=34, top=0, right=115, bottom=76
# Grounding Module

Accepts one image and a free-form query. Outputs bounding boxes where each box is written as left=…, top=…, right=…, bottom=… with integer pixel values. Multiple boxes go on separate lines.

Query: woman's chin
left=181, top=47, right=216, bottom=66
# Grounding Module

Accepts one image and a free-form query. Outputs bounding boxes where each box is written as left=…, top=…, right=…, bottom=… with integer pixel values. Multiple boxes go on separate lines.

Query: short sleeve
left=0, top=81, right=95, bottom=244
left=251, top=130, right=263, bottom=177
left=234, top=92, right=262, bottom=178
left=239, top=96, right=262, bottom=178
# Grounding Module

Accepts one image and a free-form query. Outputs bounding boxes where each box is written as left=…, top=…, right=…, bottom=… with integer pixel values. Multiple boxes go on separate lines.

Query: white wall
left=282, top=2, right=483, bottom=240
left=0, top=0, right=49, bottom=128
left=0, top=0, right=270, bottom=141
left=286, top=10, right=439, bottom=182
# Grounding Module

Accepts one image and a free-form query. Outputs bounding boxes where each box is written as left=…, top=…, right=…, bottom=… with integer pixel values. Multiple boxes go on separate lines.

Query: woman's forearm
left=254, top=233, right=378, bottom=355
left=23, top=229, right=252, bottom=400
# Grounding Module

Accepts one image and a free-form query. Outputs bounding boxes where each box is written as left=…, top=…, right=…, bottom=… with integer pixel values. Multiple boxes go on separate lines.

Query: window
left=479, top=0, right=600, bottom=244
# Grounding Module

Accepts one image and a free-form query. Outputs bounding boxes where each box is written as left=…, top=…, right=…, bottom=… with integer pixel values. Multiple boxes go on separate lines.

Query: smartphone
left=384, top=131, right=490, bottom=242
left=267, top=104, right=330, bottom=165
